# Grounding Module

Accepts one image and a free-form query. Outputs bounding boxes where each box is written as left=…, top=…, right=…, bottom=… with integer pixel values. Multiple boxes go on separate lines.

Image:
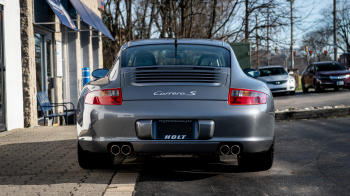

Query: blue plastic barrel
left=82, top=67, right=90, bottom=86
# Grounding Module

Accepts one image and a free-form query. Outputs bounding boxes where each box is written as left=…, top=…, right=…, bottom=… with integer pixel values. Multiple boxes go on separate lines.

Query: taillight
left=228, top=88, right=266, bottom=105
left=85, top=88, right=122, bottom=105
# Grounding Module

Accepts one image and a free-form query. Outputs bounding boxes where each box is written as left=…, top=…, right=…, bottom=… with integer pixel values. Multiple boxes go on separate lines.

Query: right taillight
left=228, top=88, right=266, bottom=105
left=85, top=88, right=122, bottom=105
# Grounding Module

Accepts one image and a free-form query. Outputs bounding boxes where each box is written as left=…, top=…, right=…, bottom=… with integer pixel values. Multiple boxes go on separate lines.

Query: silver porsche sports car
left=76, top=39, right=275, bottom=170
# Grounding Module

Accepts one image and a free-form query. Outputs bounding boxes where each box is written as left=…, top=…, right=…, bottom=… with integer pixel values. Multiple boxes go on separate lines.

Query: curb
left=275, top=107, right=350, bottom=120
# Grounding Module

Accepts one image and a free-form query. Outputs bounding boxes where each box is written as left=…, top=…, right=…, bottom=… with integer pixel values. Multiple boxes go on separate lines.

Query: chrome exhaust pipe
left=110, top=145, right=120, bottom=156
left=121, top=145, right=132, bottom=155
left=231, top=145, right=240, bottom=155
left=220, top=145, right=230, bottom=155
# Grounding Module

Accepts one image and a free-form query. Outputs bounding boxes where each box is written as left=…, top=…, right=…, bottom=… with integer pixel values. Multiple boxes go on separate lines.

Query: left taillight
left=85, top=88, right=122, bottom=105
left=228, top=88, right=266, bottom=105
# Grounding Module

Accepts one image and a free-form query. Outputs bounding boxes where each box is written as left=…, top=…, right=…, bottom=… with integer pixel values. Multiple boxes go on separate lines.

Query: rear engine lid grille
left=123, top=66, right=228, bottom=86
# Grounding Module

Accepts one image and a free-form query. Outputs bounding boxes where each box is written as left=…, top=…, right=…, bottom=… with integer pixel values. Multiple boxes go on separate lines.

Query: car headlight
left=346, top=74, right=350, bottom=79
left=317, top=75, right=329, bottom=79
left=289, top=79, right=294, bottom=84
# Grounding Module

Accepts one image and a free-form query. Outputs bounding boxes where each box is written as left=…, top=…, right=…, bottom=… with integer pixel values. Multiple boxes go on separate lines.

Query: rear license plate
left=154, top=120, right=195, bottom=140
left=337, top=81, right=344, bottom=86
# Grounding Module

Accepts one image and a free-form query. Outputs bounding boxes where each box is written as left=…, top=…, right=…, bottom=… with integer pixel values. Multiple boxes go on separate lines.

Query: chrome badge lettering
left=154, top=91, right=196, bottom=96
left=164, top=135, right=187, bottom=139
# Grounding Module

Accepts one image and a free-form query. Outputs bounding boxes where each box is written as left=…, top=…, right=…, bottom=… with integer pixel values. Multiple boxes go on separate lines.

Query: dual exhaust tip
left=220, top=145, right=240, bottom=155
left=110, top=145, right=132, bottom=156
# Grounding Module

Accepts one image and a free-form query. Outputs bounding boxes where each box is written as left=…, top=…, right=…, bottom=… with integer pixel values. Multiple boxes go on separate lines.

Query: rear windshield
left=315, top=63, right=345, bottom=71
left=259, top=68, right=288, bottom=76
left=121, top=44, right=230, bottom=67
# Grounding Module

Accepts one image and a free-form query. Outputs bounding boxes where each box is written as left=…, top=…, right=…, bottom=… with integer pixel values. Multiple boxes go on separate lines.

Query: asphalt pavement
left=274, top=89, right=350, bottom=110
left=1, top=118, right=350, bottom=195
left=134, top=117, right=350, bottom=196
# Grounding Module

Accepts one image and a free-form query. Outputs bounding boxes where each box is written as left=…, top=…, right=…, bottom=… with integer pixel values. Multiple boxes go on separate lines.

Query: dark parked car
left=76, top=38, right=275, bottom=171
left=301, top=61, right=350, bottom=92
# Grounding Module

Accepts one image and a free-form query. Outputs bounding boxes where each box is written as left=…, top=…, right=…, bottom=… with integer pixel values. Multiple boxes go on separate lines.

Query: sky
left=288, top=0, right=334, bottom=48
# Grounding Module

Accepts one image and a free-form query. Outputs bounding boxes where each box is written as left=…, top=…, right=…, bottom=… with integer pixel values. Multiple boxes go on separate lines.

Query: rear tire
left=302, top=80, right=308, bottom=93
left=238, top=140, right=274, bottom=171
left=289, top=91, right=295, bottom=95
left=78, top=142, right=114, bottom=169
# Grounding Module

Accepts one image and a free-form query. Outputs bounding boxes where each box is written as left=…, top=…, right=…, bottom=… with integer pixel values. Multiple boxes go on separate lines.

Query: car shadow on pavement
left=0, top=139, right=118, bottom=186
left=138, top=156, right=254, bottom=180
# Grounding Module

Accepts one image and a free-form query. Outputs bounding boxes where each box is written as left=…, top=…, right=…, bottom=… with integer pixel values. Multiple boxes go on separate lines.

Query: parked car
left=256, top=65, right=296, bottom=95
left=301, top=61, right=350, bottom=92
left=76, top=39, right=275, bottom=171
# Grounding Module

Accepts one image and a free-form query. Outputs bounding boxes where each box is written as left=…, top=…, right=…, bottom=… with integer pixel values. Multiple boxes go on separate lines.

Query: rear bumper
left=77, top=100, right=275, bottom=154
left=78, top=137, right=273, bottom=154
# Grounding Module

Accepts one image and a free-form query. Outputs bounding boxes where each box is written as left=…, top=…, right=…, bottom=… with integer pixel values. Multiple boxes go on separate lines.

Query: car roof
left=258, top=65, right=284, bottom=69
left=312, top=61, right=338, bottom=64
left=123, top=38, right=231, bottom=49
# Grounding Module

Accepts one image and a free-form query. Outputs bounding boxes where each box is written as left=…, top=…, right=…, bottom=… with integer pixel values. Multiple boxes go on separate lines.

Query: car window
left=109, top=58, right=119, bottom=81
left=315, top=63, right=345, bottom=71
left=121, top=44, right=230, bottom=67
left=259, top=68, right=288, bottom=76
left=310, top=65, right=314, bottom=72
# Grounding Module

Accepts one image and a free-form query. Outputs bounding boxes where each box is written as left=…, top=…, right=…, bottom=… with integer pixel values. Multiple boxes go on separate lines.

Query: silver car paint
left=77, top=39, right=275, bottom=154
left=257, top=66, right=296, bottom=93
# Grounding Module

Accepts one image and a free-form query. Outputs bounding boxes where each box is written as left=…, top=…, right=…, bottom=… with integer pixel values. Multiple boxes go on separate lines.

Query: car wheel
left=302, top=80, right=308, bottom=93
left=289, top=91, right=295, bottom=95
left=314, top=80, right=321, bottom=92
left=238, top=140, right=274, bottom=171
left=77, top=142, right=114, bottom=169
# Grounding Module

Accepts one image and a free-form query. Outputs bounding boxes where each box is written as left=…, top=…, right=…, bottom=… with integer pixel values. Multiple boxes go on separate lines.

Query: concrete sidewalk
left=0, top=126, right=117, bottom=196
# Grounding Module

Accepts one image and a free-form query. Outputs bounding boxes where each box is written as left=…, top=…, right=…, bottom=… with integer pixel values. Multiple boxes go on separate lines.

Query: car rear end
left=77, top=39, right=275, bottom=169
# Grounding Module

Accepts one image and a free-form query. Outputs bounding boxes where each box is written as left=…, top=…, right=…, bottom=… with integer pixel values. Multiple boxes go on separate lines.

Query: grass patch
left=296, top=76, right=302, bottom=91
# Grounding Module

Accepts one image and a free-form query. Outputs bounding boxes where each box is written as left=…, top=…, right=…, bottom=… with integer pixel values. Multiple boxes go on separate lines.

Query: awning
left=68, top=0, right=97, bottom=30
left=45, top=0, right=78, bottom=31
left=68, top=0, right=114, bottom=41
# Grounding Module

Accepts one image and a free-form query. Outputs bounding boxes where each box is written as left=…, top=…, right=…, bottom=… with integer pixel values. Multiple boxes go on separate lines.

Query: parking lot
left=0, top=116, right=349, bottom=195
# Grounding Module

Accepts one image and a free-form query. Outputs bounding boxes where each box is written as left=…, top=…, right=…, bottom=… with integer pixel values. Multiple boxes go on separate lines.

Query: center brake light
left=85, top=88, right=122, bottom=105
left=228, top=88, right=266, bottom=105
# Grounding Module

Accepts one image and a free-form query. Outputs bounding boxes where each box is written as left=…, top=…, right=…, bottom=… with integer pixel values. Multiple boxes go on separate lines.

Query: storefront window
left=34, top=0, right=55, bottom=30
left=60, top=0, right=77, bottom=19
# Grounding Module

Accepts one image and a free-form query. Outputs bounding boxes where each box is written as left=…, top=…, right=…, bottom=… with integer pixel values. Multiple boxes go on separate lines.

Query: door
left=0, top=5, right=5, bottom=132
left=35, top=33, right=44, bottom=119
left=35, top=33, right=54, bottom=121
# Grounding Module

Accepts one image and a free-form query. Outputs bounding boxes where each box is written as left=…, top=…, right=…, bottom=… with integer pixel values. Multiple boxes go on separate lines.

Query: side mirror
left=243, top=68, right=260, bottom=78
left=92, top=68, right=109, bottom=79
left=288, top=71, right=294, bottom=74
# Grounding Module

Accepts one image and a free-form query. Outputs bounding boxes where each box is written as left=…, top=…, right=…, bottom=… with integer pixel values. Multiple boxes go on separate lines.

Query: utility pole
left=256, top=14, right=259, bottom=67
left=245, top=0, right=249, bottom=42
left=290, top=0, right=294, bottom=69
left=267, top=6, right=270, bottom=66
left=334, top=0, right=338, bottom=61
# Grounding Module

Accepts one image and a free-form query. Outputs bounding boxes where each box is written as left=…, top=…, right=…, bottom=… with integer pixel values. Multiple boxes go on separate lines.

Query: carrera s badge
left=154, top=91, right=196, bottom=96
